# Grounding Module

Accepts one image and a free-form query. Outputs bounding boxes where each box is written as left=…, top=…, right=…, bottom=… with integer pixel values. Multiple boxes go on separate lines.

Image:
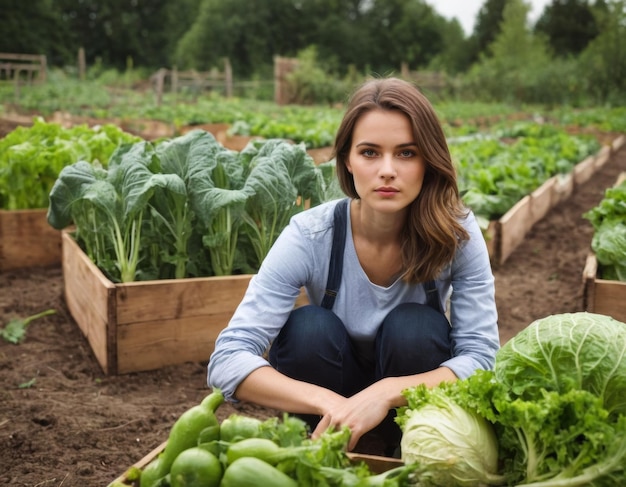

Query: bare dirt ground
left=1, top=116, right=625, bottom=486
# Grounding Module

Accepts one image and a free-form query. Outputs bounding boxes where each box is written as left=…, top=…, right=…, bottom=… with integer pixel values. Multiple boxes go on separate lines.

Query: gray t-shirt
left=208, top=198, right=500, bottom=401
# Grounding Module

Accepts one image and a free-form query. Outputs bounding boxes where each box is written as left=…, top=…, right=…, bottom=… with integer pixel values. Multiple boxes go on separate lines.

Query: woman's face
left=346, top=109, right=426, bottom=213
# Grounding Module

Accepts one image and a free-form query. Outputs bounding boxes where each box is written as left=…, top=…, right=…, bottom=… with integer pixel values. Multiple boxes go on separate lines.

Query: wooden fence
left=150, top=59, right=233, bottom=105
left=0, top=53, right=47, bottom=95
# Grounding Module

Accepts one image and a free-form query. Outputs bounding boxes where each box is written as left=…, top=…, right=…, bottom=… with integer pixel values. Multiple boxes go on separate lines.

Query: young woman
left=208, top=77, right=499, bottom=454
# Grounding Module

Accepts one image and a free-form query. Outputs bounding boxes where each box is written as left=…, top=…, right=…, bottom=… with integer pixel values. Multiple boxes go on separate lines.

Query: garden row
left=0, top=118, right=624, bottom=375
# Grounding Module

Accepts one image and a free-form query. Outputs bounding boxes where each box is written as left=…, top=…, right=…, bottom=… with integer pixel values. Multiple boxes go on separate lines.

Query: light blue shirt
left=208, top=198, right=500, bottom=401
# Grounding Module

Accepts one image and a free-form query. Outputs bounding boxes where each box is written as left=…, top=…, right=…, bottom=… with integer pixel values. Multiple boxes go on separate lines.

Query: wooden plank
left=0, top=209, right=61, bottom=271
left=552, top=172, right=574, bottom=204
left=573, top=156, right=596, bottom=186
left=583, top=253, right=626, bottom=323
left=116, top=314, right=227, bottom=373
left=593, top=280, right=626, bottom=322
left=582, top=253, right=598, bottom=313
left=498, top=195, right=532, bottom=264
left=611, top=135, right=625, bottom=154
left=530, top=177, right=556, bottom=226
left=116, top=275, right=253, bottom=324
left=62, top=231, right=116, bottom=373
left=594, top=146, right=611, bottom=170
left=348, top=453, right=403, bottom=474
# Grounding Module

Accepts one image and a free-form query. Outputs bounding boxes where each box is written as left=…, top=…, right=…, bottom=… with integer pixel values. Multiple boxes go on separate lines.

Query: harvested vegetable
left=399, top=391, right=504, bottom=486
left=169, top=447, right=222, bottom=487
left=398, top=312, right=626, bottom=486
left=140, top=389, right=224, bottom=487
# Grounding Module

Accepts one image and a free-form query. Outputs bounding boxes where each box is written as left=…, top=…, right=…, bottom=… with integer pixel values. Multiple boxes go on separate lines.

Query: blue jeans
left=268, top=303, right=451, bottom=450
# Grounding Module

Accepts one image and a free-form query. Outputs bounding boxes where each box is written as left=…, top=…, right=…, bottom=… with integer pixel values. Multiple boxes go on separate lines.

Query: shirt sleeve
left=440, top=211, right=501, bottom=378
left=207, top=209, right=329, bottom=401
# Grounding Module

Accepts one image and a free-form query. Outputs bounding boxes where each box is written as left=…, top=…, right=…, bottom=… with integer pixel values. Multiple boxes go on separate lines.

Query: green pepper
left=140, top=389, right=224, bottom=487
left=169, top=447, right=222, bottom=487
left=219, top=413, right=262, bottom=442
left=220, top=456, right=298, bottom=487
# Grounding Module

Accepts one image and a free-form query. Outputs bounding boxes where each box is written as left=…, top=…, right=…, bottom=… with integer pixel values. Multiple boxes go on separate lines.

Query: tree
left=579, top=0, right=626, bottom=102
left=175, top=0, right=304, bottom=76
left=535, top=0, right=600, bottom=56
left=471, top=0, right=508, bottom=56
left=465, top=0, right=552, bottom=102
left=0, top=0, right=73, bottom=65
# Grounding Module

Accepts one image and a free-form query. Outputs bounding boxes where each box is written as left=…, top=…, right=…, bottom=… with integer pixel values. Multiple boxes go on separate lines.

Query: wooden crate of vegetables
left=582, top=172, right=626, bottom=323
left=110, top=389, right=406, bottom=487
left=51, top=131, right=324, bottom=374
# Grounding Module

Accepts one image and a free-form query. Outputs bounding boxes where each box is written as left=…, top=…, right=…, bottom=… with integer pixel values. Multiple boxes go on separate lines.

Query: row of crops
left=0, top=115, right=604, bottom=221
left=0, top=93, right=621, bottom=282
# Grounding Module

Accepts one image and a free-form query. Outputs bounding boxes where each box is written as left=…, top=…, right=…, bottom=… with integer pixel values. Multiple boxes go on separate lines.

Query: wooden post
left=78, top=48, right=86, bottom=81
left=224, top=57, right=232, bottom=97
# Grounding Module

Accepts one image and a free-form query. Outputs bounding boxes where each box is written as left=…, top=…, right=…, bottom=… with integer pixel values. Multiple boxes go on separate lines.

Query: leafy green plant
left=1, top=309, right=56, bottom=344
left=0, top=118, right=140, bottom=210
left=584, top=178, right=626, bottom=281
left=47, top=130, right=327, bottom=282
left=398, top=312, right=626, bottom=486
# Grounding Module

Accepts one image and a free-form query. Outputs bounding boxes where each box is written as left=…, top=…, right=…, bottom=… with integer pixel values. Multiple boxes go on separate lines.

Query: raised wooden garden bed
left=583, top=254, right=626, bottom=323
left=0, top=208, right=61, bottom=271
left=62, top=230, right=308, bottom=375
left=581, top=167, right=626, bottom=323
left=486, top=139, right=620, bottom=266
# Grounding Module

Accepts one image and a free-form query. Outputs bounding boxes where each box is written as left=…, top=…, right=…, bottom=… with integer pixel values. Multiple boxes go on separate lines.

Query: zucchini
left=220, top=457, right=298, bottom=487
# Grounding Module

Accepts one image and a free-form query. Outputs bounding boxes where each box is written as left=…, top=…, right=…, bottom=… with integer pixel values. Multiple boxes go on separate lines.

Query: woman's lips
left=375, top=187, right=398, bottom=197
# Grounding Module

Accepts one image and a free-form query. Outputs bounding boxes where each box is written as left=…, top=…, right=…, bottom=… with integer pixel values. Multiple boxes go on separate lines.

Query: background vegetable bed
left=1, top=134, right=625, bottom=486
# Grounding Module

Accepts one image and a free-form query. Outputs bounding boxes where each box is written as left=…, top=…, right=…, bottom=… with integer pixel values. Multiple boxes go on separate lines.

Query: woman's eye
left=361, top=149, right=377, bottom=157
left=399, top=149, right=416, bottom=158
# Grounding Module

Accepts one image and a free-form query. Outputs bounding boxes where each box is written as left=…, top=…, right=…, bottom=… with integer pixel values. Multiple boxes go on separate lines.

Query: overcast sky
left=427, top=0, right=553, bottom=35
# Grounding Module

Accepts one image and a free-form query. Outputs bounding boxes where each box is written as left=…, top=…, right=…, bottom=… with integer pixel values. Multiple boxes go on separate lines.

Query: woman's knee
left=376, top=302, right=451, bottom=375
left=269, top=305, right=347, bottom=365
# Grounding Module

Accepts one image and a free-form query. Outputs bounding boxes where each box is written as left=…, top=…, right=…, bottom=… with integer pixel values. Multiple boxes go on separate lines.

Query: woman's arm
left=236, top=364, right=456, bottom=451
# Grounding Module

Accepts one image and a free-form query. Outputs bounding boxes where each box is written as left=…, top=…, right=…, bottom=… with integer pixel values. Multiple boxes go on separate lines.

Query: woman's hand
left=311, top=379, right=395, bottom=451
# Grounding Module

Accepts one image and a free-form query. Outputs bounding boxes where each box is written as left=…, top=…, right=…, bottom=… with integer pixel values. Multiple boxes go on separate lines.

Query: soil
left=1, top=115, right=625, bottom=486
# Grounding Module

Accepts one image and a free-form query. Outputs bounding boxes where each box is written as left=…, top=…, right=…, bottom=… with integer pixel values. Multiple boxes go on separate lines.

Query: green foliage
left=577, top=0, right=626, bottom=103
left=47, top=131, right=328, bottom=282
left=283, top=47, right=353, bottom=105
left=535, top=0, right=601, bottom=57
left=399, top=312, right=626, bottom=486
left=453, top=122, right=600, bottom=220
left=463, top=0, right=553, bottom=104
left=0, top=118, right=140, bottom=210
left=584, top=178, right=626, bottom=281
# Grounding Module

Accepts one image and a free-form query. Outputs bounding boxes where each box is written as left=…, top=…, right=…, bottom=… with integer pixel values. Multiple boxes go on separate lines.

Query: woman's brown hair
left=333, top=77, right=470, bottom=284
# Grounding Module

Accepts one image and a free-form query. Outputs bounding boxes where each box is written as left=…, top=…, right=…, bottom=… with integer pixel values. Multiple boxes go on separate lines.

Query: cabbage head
left=400, top=389, right=504, bottom=487
left=495, top=312, right=626, bottom=416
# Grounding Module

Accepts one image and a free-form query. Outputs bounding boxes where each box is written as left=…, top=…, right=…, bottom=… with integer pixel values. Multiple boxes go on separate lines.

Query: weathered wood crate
left=111, top=440, right=402, bottom=485
left=583, top=254, right=626, bottom=323
left=0, top=209, right=61, bottom=271
left=581, top=169, right=626, bottom=323
left=62, top=230, right=308, bottom=375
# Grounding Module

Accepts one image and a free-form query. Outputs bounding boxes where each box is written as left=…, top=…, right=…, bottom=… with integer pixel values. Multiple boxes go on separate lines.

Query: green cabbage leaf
left=398, top=312, right=626, bottom=486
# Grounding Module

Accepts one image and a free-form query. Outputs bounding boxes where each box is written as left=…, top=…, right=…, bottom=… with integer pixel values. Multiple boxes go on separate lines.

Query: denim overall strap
left=321, top=198, right=349, bottom=310
left=423, top=279, right=442, bottom=314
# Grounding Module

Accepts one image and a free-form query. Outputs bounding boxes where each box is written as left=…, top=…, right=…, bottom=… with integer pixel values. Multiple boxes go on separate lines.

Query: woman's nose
left=379, top=155, right=396, bottom=178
